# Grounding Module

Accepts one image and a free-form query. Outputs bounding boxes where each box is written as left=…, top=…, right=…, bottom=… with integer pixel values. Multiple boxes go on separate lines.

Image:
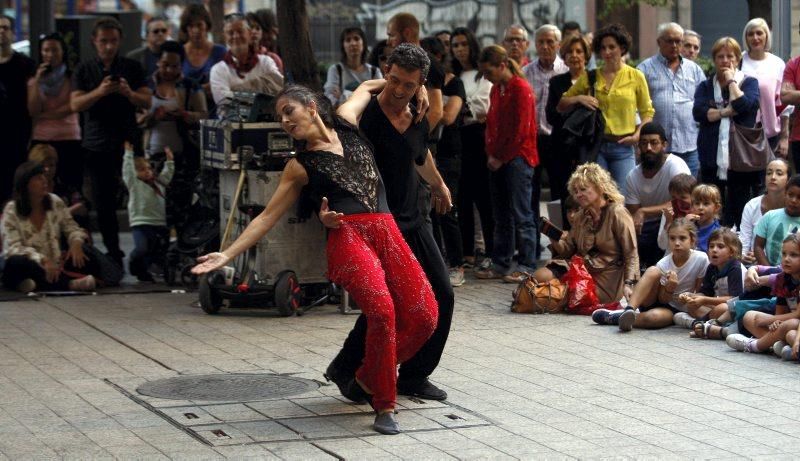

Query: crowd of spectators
left=4, top=6, right=800, bottom=361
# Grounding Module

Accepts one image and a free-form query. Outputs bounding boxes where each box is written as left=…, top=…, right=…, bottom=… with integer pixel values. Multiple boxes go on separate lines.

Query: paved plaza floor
left=0, top=270, right=799, bottom=460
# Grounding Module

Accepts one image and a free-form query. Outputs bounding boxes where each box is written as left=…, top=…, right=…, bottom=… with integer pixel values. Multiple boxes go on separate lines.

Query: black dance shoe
left=397, top=379, right=448, bottom=400
left=324, top=361, right=366, bottom=403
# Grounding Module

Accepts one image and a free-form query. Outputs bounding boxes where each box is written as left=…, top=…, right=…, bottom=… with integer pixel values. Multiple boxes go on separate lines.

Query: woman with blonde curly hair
left=548, top=163, right=639, bottom=304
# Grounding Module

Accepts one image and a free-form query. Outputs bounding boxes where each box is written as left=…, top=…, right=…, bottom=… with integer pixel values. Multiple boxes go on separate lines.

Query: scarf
left=714, top=70, right=744, bottom=180
left=39, top=64, right=67, bottom=98
left=223, top=46, right=259, bottom=78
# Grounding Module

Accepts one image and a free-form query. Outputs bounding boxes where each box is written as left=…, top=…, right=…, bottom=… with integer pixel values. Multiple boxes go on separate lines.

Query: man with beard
left=625, top=122, right=690, bottom=268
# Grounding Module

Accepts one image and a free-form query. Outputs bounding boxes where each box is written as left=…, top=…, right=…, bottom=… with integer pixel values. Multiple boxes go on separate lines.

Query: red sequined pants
left=327, top=213, right=438, bottom=411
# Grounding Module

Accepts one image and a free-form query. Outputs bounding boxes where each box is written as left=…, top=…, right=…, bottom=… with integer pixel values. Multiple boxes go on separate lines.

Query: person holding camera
left=70, top=17, right=152, bottom=268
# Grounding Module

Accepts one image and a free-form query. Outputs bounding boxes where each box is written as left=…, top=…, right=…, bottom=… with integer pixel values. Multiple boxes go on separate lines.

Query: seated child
left=685, top=184, right=721, bottom=253
left=683, top=228, right=745, bottom=339
left=657, top=173, right=697, bottom=251
left=122, top=144, right=174, bottom=281
left=727, top=233, right=800, bottom=354
left=593, top=218, right=708, bottom=331
left=753, top=174, right=800, bottom=267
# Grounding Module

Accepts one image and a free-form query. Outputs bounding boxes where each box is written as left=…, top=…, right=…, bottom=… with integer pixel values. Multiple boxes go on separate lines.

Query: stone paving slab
left=0, top=274, right=798, bottom=458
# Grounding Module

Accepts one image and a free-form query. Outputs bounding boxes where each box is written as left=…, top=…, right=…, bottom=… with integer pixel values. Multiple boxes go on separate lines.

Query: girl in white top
left=615, top=218, right=708, bottom=331
left=741, top=18, right=792, bottom=153
left=739, top=158, right=788, bottom=263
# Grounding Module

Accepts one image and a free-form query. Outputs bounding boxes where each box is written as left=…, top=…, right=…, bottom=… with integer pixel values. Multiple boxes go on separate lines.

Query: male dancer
left=324, top=43, right=455, bottom=400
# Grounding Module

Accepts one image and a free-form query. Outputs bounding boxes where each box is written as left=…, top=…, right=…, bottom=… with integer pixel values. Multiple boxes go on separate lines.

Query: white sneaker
left=727, top=333, right=755, bottom=352
left=773, top=341, right=787, bottom=358
left=673, top=312, right=695, bottom=329
left=449, top=267, right=465, bottom=287
left=781, top=345, right=794, bottom=361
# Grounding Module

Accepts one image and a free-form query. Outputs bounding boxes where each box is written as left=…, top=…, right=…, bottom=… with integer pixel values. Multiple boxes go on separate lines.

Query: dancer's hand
left=192, top=252, right=231, bottom=274
left=319, top=197, right=344, bottom=229
left=431, top=184, right=452, bottom=215
left=414, top=85, right=429, bottom=123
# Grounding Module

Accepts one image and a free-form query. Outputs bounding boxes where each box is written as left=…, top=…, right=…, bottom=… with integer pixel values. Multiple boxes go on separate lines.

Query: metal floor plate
left=136, top=373, right=320, bottom=401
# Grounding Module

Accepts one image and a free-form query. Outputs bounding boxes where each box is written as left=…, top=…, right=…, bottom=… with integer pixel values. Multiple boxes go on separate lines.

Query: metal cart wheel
left=274, top=270, right=300, bottom=317
left=199, top=272, right=224, bottom=314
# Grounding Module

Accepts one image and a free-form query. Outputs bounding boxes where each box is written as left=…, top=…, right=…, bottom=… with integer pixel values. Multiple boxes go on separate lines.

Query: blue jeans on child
left=130, top=225, right=169, bottom=280
left=597, top=142, right=635, bottom=196
left=489, top=156, right=537, bottom=274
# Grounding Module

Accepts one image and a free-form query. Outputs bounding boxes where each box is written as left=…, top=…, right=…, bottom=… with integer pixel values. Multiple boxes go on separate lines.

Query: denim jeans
left=672, top=149, right=699, bottom=178
left=489, top=156, right=537, bottom=273
left=130, top=225, right=168, bottom=278
left=597, top=142, right=635, bottom=196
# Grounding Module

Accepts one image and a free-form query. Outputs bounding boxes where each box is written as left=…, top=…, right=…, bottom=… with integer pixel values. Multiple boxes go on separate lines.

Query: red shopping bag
left=563, top=255, right=600, bottom=315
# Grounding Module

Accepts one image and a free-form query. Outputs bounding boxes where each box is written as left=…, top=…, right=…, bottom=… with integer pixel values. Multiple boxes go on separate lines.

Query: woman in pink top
left=26, top=33, right=82, bottom=199
left=741, top=18, right=790, bottom=156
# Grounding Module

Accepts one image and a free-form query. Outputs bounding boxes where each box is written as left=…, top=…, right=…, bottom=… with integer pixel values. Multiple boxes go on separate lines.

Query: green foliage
left=599, top=0, right=673, bottom=18
left=695, top=56, right=715, bottom=77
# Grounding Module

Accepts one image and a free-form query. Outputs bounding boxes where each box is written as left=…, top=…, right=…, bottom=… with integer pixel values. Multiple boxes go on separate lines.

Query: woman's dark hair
left=450, top=27, right=480, bottom=78
left=367, top=39, right=389, bottom=68
left=245, top=11, right=266, bottom=33
left=254, top=8, right=278, bottom=51
left=180, top=4, right=212, bottom=38
left=13, top=161, right=51, bottom=218
left=339, top=27, right=368, bottom=65
left=787, top=174, right=800, bottom=191
left=275, top=84, right=335, bottom=128
left=420, top=36, right=445, bottom=63
left=158, top=40, right=185, bottom=61
left=37, top=32, right=70, bottom=73
left=593, top=23, right=632, bottom=55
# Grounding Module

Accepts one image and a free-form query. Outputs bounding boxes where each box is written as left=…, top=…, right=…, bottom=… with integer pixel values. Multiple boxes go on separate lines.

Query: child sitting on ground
left=753, top=174, right=800, bottom=267
left=657, top=174, right=697, bottom=251
left=592, top=218, right=708, bottom=331
left=682, top=228, right=745, bottom=339
left=122, top=143, right=174, bottom=281
left=727, top=233, right=800, bottom=354
left=685, top=184, right=721, bottom=253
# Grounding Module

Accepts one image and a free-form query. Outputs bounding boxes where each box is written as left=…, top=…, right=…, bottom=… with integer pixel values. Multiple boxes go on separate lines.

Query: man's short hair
left=639, top=121, right=667, bottom=142
left=0, top=14, right=14, bottom=31
left=388, top=13, right=419, bottom=41
left=668, top=173, right=697, bottom=196
left=503, top=24, right=528, bottom=41
left=657, top=22, right=684, bottom=39
left=92, top=16, right=124, bottom=37
left=386, top=43, right=430, bottom=82
left=562, top=21, right=581, bottom=35
left=535, top=24, right=561, bottom=42
left=684, top=29, right=702, bottom=41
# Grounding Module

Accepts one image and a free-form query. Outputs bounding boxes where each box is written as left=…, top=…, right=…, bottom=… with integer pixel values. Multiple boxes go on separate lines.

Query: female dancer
left=191, top=85, right=437, bottom=435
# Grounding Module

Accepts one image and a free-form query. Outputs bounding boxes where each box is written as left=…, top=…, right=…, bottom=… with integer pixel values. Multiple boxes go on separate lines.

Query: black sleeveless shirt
left=294, top=119, right=390, bottom=215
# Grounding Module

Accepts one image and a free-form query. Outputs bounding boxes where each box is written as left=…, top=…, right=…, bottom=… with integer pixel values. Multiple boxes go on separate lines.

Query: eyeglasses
left=660, top=38, right=682, bottom=45
left=504, top=36, right=526, bottom=44
left=151, top=28, right=168, bottom=34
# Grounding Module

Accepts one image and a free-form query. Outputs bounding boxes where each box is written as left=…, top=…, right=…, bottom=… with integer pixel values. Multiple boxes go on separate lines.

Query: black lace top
left=294, top=119, right=390, bottom=216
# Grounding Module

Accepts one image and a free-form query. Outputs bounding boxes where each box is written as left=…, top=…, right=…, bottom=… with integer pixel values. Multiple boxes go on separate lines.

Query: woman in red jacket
left=475, top=45, right=539, bottom=284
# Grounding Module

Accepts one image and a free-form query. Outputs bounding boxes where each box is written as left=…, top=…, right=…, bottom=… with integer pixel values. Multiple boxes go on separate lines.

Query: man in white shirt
left=625, top=122, right=690, bottom=267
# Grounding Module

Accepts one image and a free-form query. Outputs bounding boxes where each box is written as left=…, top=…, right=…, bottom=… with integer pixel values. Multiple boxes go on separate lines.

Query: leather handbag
left=728, top=122, right=774, bottom=172
left=562, top=70, right=604, bottom=163
left=511, top=276, right=568, bottom=314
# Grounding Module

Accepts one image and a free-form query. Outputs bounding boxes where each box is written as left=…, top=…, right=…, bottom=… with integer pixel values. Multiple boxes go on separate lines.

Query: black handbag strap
left=588, top=70, right=597, bottom=97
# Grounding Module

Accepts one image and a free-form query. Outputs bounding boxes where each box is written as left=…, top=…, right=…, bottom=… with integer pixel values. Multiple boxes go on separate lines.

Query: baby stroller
left=165, top=170, right=220, bottom=288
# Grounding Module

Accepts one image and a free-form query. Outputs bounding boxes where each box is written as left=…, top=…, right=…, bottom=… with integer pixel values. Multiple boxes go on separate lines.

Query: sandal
left=690, top=320, right=706, bottom=339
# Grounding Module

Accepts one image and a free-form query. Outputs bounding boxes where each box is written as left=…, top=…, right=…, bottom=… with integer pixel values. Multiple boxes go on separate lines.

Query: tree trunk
left=276, top=0, right=320, bottom=90
left=208, top=0, right=225, bottom=44
left=747, top=0, right=771, bottom=24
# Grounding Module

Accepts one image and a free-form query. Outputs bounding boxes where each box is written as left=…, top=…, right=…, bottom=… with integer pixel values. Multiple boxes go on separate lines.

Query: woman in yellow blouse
left=558, top=23, right=655, bottom=196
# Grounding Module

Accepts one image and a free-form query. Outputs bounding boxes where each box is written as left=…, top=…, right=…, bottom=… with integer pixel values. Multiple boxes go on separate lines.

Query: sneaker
left=773, top=340, right=787, bottom=358
left=618, top=308, right=636, bottom=332
left=462, top=256, right=476, bottom=269
left=449, top=267, right=465, bottom=287
left=781, top=345, right=794, bottom=361
left=474, top=268, right=503, bottom=280
left=592, top=308, right=626, bottom=325
left=68, top=275, right=96, bottom=292
left=476, top=257, right=492, bottom=271
left=397, top=379, right=447, bottom=400
left=502, top=271, right=528, bottom=284
left=16, top=278, right=36, bottom=293
left=726, top=333, right=756, bottom=352
left=673, top=312, right=695, bottom=329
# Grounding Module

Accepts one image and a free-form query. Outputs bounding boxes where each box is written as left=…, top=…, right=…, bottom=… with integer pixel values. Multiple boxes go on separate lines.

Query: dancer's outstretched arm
left=192, top=160, right=307, bottom=274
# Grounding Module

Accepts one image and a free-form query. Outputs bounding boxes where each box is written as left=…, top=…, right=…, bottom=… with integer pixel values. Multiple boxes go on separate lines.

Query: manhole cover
left=136, top=374, right=319, bottom=401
